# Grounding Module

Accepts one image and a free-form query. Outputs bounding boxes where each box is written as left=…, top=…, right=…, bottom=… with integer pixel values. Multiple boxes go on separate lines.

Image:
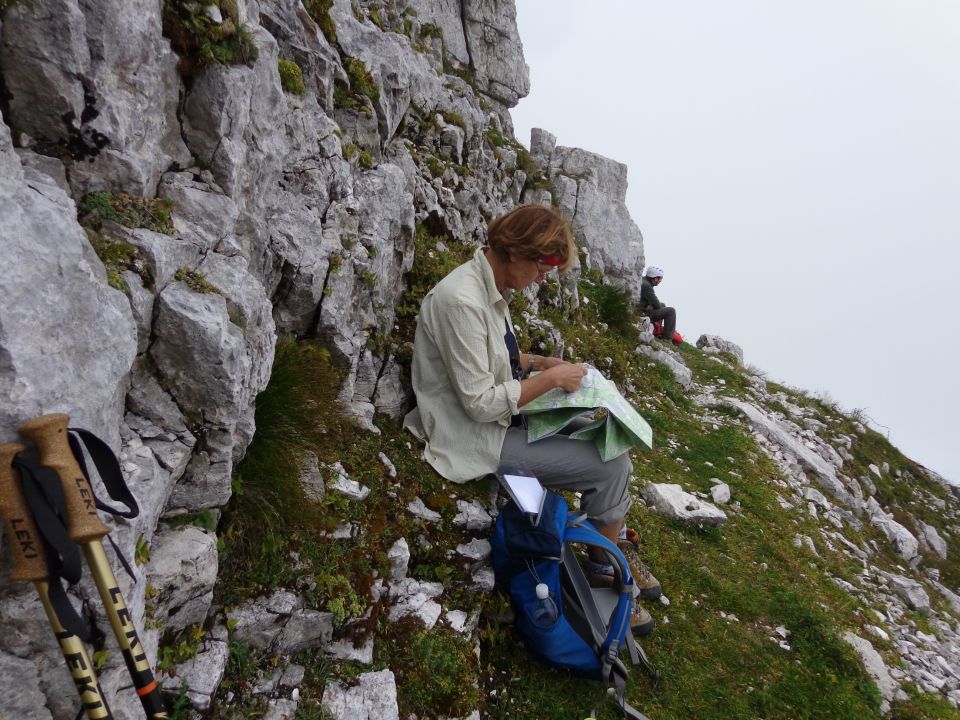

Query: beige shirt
left=403, top=247, right=521, bottom=482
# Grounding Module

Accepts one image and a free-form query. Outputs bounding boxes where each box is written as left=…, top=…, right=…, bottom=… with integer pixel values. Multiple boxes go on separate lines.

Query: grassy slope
left=201, top=231, right=959, bottom=720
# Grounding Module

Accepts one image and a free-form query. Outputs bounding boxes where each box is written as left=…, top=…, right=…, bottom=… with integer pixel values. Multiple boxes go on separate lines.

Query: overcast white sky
left=511, top=1, right=959, bottom=483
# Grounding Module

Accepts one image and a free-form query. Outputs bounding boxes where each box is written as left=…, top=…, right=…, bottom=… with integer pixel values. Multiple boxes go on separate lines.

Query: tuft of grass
left=134, top=535, right=150, bottom=566
left=162, top=683, right=192, bottom=720
left=484, top=128, right=509, bottom=148
left=303, top=0, right=336, bottom=45
left=589, top=282, right=638, bottom=338
left=891, top=685, right=960, bottom=719
left=278, top=58, right=305, bottom=95
left=157, top=625, right=205, bottom=673
left=424, top=154, right=445, bottom=178
left=388, top=623, right=480, bottom=718
left=174, top=267, right=221, bottom=294
left=162, top=0, right=258, bottom=72
left=393, top=222, right=474, bottom=372
left=79, top=191, right=175, bottom=234
left=166, top=509, right=217, bottom=533
left=420, top=22, right=443, bottom=40
left=342, top=56, right=380, bottom=105
left=439, top=110, right=467, bottom=133
left=514, top=144, right=551, bottom=191
left=84, top=229, right=139, bottom=292
left=217, top=339, right=344, bottom=603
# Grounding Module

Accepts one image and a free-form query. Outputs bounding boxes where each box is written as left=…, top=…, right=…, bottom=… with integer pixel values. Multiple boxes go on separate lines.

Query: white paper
left=501, top=474, right=546, bottom=515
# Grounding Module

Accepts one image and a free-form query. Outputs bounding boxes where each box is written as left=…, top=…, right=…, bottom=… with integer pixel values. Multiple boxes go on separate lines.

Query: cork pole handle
left=0, top=442, right=49, bottom=582
left=18, top=414, right=110, bottom=543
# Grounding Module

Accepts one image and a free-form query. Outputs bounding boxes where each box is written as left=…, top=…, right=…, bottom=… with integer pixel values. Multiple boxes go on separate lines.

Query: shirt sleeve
left=429, top=298, right=521, bottom=424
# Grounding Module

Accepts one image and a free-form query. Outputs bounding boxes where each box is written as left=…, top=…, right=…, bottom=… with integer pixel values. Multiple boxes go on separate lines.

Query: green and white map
left=520, top=367, right=653, bottom=461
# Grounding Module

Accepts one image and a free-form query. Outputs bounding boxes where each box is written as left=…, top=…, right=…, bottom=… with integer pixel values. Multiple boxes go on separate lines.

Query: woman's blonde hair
left=487, top=204, right=577, bottom=272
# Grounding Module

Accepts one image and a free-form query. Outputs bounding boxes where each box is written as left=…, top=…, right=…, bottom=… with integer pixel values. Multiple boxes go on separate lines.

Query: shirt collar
left=474, top=247, right=509, bottom=307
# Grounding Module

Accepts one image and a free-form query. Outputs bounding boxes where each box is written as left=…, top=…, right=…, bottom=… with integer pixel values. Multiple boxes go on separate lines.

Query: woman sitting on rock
left=403, top=204, right=660, bottom=633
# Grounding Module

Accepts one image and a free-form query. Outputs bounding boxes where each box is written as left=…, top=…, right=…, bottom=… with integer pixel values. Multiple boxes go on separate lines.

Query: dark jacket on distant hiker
left=640, top=272, right=676, bottom=339
left=640, top=277, right=664, bottom=312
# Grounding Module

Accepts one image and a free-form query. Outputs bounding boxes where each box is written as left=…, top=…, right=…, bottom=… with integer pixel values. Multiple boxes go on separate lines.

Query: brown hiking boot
left=631, top=604, right=655, bottom=637
left=630, top=559, right=662, bottom=602
left=586, top=555, right=662, bottom=602
left=617, top=541, right=662, bottom=601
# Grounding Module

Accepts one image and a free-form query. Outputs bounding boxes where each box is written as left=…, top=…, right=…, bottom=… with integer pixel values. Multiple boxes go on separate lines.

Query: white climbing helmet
left=644, top=265, right=664, bottom=279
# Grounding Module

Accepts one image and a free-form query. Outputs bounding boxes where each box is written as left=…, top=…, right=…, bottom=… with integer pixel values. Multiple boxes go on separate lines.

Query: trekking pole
left=0, top=442, right=114, bottom=720
left=18, top=414, right=169, bottom=720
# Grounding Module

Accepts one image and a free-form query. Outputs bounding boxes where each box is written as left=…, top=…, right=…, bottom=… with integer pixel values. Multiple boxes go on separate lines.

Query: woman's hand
left=545, top=362, right=587, bottom=392
left=517, top=361, right=587, bottom=407
left=537, top=355, right=571, bottom=370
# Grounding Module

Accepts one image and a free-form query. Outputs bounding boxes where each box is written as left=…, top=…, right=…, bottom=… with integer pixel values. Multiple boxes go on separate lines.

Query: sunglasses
left=535, top=255, right=563, bottom=274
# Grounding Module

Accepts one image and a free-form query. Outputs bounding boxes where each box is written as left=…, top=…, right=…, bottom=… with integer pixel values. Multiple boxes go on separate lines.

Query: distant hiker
left=640, top=265, right=679, bottom=344
left=403, top=204, right=661, bottom=632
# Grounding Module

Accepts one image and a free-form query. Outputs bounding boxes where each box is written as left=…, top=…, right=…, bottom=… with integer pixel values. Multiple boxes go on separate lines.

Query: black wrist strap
left=12, top=448, right=90, bottom=641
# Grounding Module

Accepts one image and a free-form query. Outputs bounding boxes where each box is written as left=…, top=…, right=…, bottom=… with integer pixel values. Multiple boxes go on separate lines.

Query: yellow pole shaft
left=36, top=581, right=114, bottom=720
left=82, top=542, right=168, bottom=719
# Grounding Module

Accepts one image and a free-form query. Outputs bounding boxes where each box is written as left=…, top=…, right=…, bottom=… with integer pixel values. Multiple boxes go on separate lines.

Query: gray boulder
left=407, top=0, right=471, bottom=65
left=173, top=636, right=230, bottom=711
left=181, top=28, right=286, bottom=201
left=696, top=334, right=744, bottom=365
left=886, top=574, right=931, bottom=613
left=916, top=520, right=948, bottom=560
left=150, top=281, right=251, bottom=424
left=865, top=499, right=920, bottom=562
left=323, top=669, right=400, bottom=720
left=228, top=590, right=334, bottom=653
left=637, top=343, right=693, bottom=389
left=842, top=632, right=899, bottom=712
left=640, top=483, right=728, bottom=527
left=463, top=0, right=530, bottom=105
left=145, top=525, right=219, bottom=633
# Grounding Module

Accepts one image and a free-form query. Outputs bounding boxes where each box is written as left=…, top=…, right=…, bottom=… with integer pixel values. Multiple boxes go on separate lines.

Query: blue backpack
left=491, top=490, right=657, bottom=720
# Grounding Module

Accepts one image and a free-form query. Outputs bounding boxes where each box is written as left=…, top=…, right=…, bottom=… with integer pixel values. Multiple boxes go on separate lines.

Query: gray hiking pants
left=646, top=306, right=676, bottom=338
left=499, top=418, right=633, bottom=527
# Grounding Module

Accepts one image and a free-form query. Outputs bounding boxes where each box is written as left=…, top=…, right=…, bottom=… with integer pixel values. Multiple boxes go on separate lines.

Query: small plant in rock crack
left=278, top=58, right=305, bottom=95
left=163, top=0, right=259, bottom=73
left=174, top=267, right=222, bottom=294
left=84, top=229, right=140, bottom=293
left=78, top=191, right=175, bottom=234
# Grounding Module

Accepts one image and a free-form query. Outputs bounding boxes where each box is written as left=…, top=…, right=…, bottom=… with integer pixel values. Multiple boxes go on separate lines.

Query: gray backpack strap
left=625, top=631, right=661, bottom=682
left=561, top=543, right=607, bottom=646
left=608, top=661, right=652, bottom=720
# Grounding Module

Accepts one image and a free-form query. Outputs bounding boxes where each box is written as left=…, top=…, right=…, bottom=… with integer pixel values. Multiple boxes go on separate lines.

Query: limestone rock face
left=0, top=652, right=53, bottom=720
left=463, top=0, right=530, bottom=105
left=0, top=122, right=136, bottom=448
left=724, top=399, right=855, bottom=507
left=1, top=0, right=958, bottom=713
left=528, top=128, right=645, bottom=294
left=0, top=0, right=189, bottom=196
